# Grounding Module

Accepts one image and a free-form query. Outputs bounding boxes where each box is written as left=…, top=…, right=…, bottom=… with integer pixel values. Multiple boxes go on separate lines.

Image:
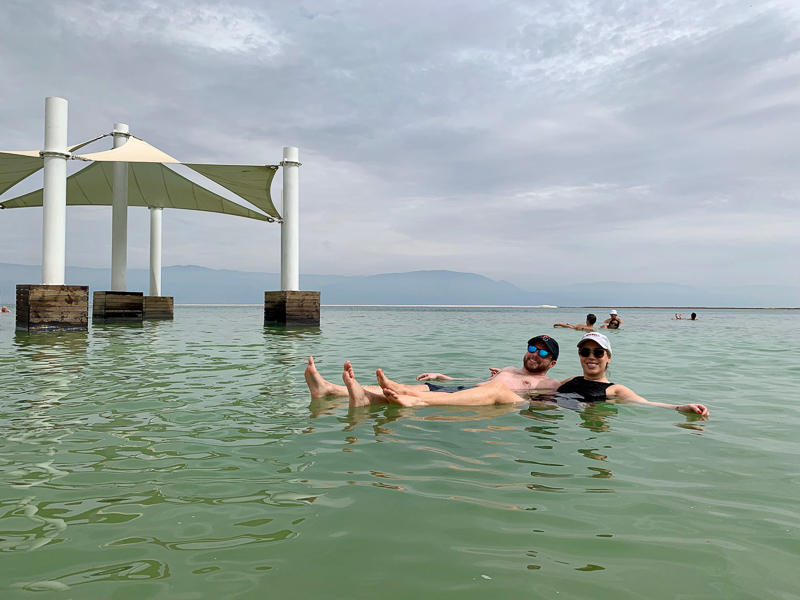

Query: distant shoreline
left=583, top=306, right=799, bottom=310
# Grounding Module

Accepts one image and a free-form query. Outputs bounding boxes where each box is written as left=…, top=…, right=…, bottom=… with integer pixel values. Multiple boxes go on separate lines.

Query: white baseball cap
left=577, top=332, right=612, bottom=355
left=610, top=310, right=618, bottom=315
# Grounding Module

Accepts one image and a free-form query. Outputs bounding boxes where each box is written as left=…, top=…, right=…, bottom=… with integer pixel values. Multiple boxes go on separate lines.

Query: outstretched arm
left=418, top=366, right=510, bottom=381
left=416, top=373, right=456, bottom=381
left=608, top=384, right=709, bottom=417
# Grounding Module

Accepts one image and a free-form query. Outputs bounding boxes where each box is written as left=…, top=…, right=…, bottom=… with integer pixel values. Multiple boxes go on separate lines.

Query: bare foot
left=376, top=368, right=426, bottom=397
left=305, top=356, right=347, bottom=398
left=383, top=387, right=426, bottom=408
left=376, top=368, right=405, bottom=394
left=343, top=361, right=387, bottom=408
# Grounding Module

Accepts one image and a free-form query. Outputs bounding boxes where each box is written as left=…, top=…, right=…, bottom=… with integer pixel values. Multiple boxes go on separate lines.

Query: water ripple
left=1, top=306, right=799, bottom=598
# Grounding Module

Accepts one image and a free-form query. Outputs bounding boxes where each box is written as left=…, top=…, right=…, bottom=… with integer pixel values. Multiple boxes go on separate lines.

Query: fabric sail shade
left=0, top=136, right=280, bottom=220
left=0, top=151, right=44, bottom=196
left=0, top=162, right=272, bottom=222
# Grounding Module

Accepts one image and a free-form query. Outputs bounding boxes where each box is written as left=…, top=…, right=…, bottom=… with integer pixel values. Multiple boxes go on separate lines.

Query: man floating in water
left=340, top=332, right=709, bottom=417
left=304, top=334, right=562, bottom=405
left=675, top=312, right=698, bottom=320
left=553, top=313, right=596, bottom=331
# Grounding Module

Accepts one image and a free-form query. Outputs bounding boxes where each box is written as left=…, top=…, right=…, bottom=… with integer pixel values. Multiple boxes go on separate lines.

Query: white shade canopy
left=0, top=162, right=272, bottom=221
left=75, top=136, right=181, bottom=163
left=72, top=137, right=280, bottom=218
left=0, top=136, right=281, bottom=219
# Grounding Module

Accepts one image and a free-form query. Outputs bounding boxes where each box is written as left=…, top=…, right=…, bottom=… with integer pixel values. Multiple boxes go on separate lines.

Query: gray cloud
left=1, top=0, right=798, bottom=292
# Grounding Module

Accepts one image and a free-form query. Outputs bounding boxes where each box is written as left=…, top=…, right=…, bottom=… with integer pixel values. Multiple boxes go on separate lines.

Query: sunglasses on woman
left=527, top=346, right=551, bottom=358
left=579, top=347, right=607, bottom=358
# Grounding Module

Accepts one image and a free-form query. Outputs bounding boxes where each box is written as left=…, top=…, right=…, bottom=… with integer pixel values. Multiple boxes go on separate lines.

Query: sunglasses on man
left=527, top=345, right=552, bottom=358
left=579, top=347, right=607, bottom=358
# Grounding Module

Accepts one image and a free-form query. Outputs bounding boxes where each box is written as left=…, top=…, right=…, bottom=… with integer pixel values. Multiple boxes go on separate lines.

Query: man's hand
left=489, top=368, right=500, bottom=378
left=416, top=373, right=454, bottom=381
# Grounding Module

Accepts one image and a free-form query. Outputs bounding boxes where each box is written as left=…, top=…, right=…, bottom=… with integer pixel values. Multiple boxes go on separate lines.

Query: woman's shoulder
left=558, top=375, right=583, bottom=390
left=606, top=383, right=635, bottom=397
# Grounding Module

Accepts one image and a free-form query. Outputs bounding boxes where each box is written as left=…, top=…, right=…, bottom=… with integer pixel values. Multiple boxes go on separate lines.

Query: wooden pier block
left=144, top=296, right=174, bottom=320
left=92, top=291, right=144, bottom=322
left=16, top=284, right=89, bottom=331
left=264, top=291, right=321, bottom=325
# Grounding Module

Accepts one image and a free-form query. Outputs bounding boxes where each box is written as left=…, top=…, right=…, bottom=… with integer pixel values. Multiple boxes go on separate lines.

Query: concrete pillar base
left=265, top=291, right=320, bottom=325
left=16, top=284, right=89, bottom=331
left=144, top=296, right=174, bottom=320
left=93, top=291, right=144, bottom=323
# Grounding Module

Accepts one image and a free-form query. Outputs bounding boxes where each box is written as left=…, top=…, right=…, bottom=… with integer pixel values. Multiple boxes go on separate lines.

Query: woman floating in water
left=342, top=332, right=709, bottom=417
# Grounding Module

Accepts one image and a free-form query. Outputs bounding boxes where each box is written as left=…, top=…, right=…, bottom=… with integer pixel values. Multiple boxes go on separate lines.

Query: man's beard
left=524, top=360, right=549, bottom=375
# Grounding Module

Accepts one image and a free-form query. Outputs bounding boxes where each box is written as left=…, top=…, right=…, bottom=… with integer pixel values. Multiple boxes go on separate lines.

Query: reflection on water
left=263, top=325, right=322, bottom=399
left=13, top=330, right=90, bottom=386
left=0, top=306, right=798, bottom=599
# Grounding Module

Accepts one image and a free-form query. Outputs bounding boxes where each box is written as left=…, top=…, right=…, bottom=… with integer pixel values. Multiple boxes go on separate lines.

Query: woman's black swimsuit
left=556, top=377, right=614, bottom=402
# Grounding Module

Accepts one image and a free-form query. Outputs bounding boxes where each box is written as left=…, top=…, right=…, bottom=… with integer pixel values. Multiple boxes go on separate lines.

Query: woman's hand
left=676, top=403, right=709, bottom=417
left=488, top=368, right=500, bottom=378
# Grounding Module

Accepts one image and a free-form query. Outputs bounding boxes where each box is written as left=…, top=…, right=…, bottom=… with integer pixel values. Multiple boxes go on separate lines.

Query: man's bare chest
left=493, top=372, right=542, bottom=390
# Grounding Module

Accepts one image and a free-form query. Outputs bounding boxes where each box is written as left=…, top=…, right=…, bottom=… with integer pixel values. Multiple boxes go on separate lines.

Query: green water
left=1, top=306, right=798, bottom=599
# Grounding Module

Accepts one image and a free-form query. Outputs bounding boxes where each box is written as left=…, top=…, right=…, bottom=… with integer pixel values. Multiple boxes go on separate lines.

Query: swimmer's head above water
left=527, top=335, right=559, bottom=360
left=524, top=334, right=559, bottom=375
left=577, top=332, right=612, bottom=356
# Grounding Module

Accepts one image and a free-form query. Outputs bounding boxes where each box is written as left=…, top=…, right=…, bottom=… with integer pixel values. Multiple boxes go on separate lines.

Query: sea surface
left=1, top=306, right=798, bottom=599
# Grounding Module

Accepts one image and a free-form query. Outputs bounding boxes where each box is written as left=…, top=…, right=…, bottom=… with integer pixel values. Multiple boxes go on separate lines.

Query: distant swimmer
left=0, top=306, right=9, bottom=313
left=304, top=335, right=563, bottom=404
left=674, top=312, right=698, bottom=321
left=601, top=314, right=621, bottom=329
left=554, top=313, right=596, bottom=331
left=604, top=310, right=623, bottom=325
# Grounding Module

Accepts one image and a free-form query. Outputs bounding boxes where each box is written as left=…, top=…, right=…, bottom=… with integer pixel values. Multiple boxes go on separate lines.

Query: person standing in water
left=604, top=310, right=623, bottom=326
left=601, top=314, right=621, bottom=329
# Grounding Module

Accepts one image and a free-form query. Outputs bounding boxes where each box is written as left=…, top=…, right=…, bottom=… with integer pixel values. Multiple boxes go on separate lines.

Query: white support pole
left=280, top=146, right=300, bottom=291
left=111, top=123, right=129, bottom=291
left=149, top=207, right=162, bottom=297
left=41, top=97, right=69, bottom=285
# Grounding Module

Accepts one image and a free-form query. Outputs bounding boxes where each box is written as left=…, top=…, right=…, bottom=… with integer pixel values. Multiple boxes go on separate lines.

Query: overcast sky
left=1, top=0, right=798, bottom=289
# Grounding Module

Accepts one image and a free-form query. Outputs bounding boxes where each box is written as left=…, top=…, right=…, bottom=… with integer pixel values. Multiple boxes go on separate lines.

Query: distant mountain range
left=0, top=263, right=797, bottom=307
